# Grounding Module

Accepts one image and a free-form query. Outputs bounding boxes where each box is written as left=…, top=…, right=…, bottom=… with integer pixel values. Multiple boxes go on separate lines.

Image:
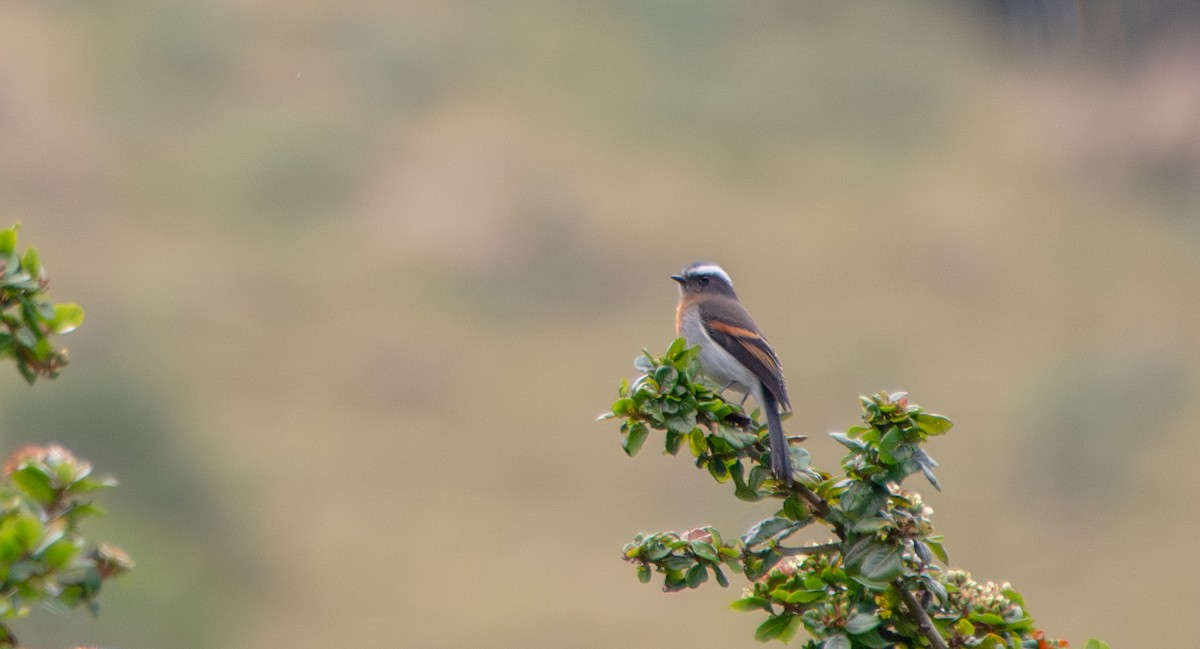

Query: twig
left=790, top=483, right=841, bottom=540
left=895, top=581, right=948, bottom=649
left=777, top=541, right=840, bottom=556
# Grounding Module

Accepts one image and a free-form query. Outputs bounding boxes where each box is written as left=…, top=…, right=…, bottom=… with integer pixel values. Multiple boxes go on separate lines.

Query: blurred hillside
left=0, top=2, right=1198, bottom=647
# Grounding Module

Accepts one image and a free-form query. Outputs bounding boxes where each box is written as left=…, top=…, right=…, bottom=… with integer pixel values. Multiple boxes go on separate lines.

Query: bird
left=671, top=262, right=794, bottom=485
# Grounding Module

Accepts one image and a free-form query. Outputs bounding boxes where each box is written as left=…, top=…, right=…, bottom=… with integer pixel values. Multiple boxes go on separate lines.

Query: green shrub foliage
left=603, top=340, right=1105, bottom=649
left=0, top=225, right=130, bottom=648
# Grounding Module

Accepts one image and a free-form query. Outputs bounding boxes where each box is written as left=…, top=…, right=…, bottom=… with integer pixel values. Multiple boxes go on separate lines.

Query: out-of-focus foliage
left=607, top=341, right=1107, bottom=648
left=0, top=225, right=82, bottom=385
left=0, top=445, right=131, bottom=648
left=0, top=226, right=129, bottom=648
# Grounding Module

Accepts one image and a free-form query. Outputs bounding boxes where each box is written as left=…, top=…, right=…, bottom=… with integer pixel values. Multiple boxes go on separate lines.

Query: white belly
left=678, top=309, right=759, bottom=395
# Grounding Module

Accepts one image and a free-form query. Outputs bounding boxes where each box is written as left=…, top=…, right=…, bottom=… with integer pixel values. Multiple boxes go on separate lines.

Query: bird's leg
left=716, top=381, right=750, bottom=406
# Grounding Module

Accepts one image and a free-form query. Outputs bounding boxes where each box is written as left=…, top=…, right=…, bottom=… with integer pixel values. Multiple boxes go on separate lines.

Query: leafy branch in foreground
left=0, top=224, right=130, bottom=648
left=0, top=224, right=84, bottom=384
left=0, top=444, right=132, bottom=647
left=602, top=340, right=1106, bottom=649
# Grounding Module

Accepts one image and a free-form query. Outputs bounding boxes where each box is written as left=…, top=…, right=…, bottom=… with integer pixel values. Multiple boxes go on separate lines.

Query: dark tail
left=760, top=388, right=792, bottom=486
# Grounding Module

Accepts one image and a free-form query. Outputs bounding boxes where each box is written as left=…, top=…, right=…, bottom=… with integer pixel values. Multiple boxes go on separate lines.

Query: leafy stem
left=0, top=225, right=127, bottom=648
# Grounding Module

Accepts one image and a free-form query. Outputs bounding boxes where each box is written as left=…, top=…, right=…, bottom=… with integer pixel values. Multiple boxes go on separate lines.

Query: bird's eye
left=698, top=276, right=709, bottom=287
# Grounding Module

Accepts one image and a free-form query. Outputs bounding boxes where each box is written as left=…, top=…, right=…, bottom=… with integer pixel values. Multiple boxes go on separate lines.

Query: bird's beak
left=670, top=274, right=685, bottom=284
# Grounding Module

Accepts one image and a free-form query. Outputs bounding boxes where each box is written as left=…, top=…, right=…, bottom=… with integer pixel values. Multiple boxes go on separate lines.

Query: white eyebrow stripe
left=687, top=264, right=732, bottom=285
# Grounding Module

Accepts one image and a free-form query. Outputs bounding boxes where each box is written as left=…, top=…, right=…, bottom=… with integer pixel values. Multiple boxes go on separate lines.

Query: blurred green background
left=0, top=2, right=1197, bottom=647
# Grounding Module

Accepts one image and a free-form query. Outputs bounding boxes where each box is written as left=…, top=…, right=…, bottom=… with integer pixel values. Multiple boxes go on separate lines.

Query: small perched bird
left=672, top=262, right=794, bottom=485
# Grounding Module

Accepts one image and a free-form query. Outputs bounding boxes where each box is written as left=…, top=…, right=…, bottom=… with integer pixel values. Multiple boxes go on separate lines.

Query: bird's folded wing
left=699, top=303, right=790, bottom=410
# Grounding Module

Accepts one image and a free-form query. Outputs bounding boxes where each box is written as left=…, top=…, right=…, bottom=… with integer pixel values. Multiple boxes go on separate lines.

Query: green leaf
left=747, top=465, right=767, bottom=492
left=1001, top=587, right=1025, bottom=607
left=968, top=612, right=1007, bottom=627
left=706, top=458, right=730, bottom=482
left=622, top=422, right=649, bottom=457
left=653, top=365, right=678, bottom=389
left=0, top=514, right=41, bottom=560
left=3, top=270, right=36, bottom=290
left=664, top=430, right=684, bottom=455
left=877, top=427, right=903, bottom=463
left=636, top=564, right=651, bottom=583
left=843, top=537, right=903, bottom=582
left=1084, top=641, right=1112, bottom=649
left=922, top=575, right=948, bottom=606
left=823, top=632, right=851, bottom=649
left=665, top=337, right=686, bottom=358
left=32, top=300, right=54, bottom=323
left=62, top=502, right=106, bottom=520
left=690, top=541, right=719, bottom=563
left=660, top=555, right=693, bottom=572
left=925, top=537, right=949, bottom=564
left=844, top=611, right=881, bottom=634
left=717, top=423, right=756, bottom=449
left=717, top=544, right=740, bottom=559
left=849, top=517, right=892, bottom=534
left=67, top=475, right=116, bottom=495
left=829, top=432, right=865, bottom=451
left=783, top=589, right=823, bottom=604
left=859, top=543, right=902, bottom=582
left=685, top=562, right=708, bottom=588
left=781, top=496, right=810, bottom=522
left=754, top=614, right=800, bottom=643
left=743, top=517, right=801, bottom=547
left=0, top=227, right=16, bottom=255
left=707, top=434, right=734, bottom=454
left=859, top=426, right=881, bottom=444
left=10, top=465, right=57, bottom=505
left=32, top=336, right=53, bottom=362
left=731, top=462, right=762, bottom=502
left=21, top=247, right=40, bottom=278
left=617, top=377, right=630, bottom=397
left=841, top=537, right=872, bottom=567
left=839, top=481, right=888, bottom=518
left=12, top=324, right=37, bottom=350
left=915, top=412, right=953, bottom=435
left=912, top=540, right=932, bottom=564
left=849, top=629, right=892, bottom=649
left=611, top=397, right=637, bottom=417
left=644, top=541, right=671, bottom=561
left=38, top=537, right=79, bottom=569
left=730, top=596, right=770, bottom=612
left=788, top=445, right=811, bottom=473
left=954, top=618, right=975, bottom=636
left=713, top=565, right=729, bottom=587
